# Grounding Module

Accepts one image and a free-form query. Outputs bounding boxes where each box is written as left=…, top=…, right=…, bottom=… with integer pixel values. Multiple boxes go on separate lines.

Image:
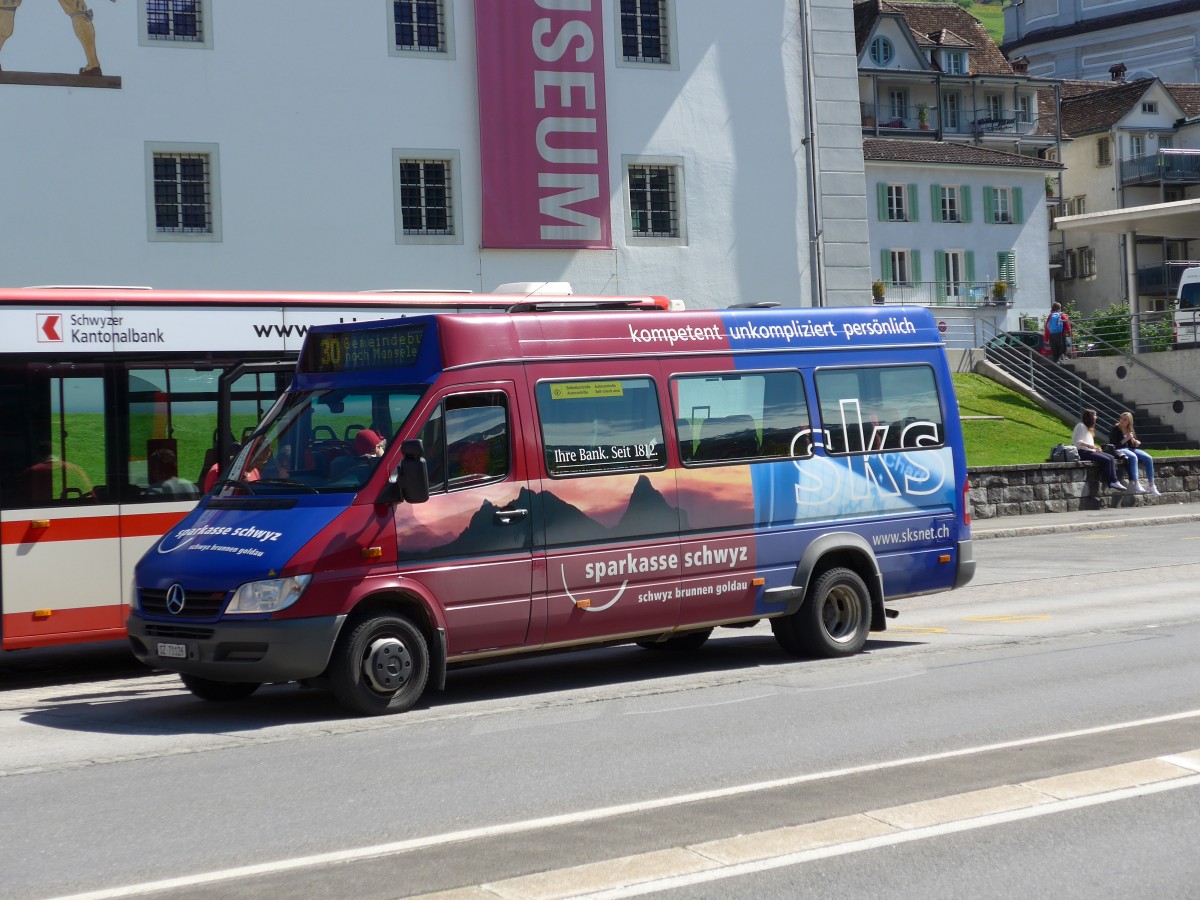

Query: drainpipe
left=798, top=0, right=825, bottom=307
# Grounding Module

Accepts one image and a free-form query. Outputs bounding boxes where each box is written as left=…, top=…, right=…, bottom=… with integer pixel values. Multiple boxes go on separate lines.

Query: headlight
left=226, top=575, right=312, bottom=615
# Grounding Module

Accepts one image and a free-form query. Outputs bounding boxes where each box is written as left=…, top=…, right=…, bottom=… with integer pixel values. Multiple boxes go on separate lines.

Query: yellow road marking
left=963, top=615, right=1049, bottom=623
left=887, top=626, right=948, bottom=635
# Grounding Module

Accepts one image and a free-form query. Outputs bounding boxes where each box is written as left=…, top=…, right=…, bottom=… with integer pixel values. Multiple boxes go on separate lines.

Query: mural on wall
left=0, top=0, right=111, bottom=77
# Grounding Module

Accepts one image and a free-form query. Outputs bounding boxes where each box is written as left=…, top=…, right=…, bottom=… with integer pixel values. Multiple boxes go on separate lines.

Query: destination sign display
left=301, top=324, right=425, bottom=374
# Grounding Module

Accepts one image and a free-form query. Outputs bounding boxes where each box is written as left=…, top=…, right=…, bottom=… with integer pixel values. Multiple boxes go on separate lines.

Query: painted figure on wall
left=0, top=0, right=104, bottom=76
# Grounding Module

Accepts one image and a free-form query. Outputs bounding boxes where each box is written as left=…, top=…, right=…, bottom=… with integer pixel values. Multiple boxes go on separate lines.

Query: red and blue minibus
left=1, top=285, right=663, bottom=653
left=129, top=304, right=975, bottom=714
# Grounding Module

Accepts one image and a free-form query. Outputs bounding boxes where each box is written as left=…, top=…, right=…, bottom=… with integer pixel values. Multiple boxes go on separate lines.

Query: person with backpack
left=1074, top=408, right=1126, bottom=491
left=1045, top=302, right=1071, bottom=362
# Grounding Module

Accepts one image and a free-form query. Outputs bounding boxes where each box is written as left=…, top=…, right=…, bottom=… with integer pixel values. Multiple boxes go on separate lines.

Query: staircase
left=983, top=342, right=1199, bottom=450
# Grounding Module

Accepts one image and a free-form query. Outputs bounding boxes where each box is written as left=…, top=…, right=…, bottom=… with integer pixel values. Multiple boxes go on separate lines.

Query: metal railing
left=1120, top=149, right=1200, bottom=186
left=860, top=102, right=1039, bottom=139
left=873, top=280, right=1013, bottom=308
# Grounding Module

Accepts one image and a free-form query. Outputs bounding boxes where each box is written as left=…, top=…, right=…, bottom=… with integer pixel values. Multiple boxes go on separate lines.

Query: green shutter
left=1013, top=187, right=1024, bottom=223
left=961, top=186, right=972, bottom=223
left=912, top=250, right=922, bottom=283
left=930, top=185, right=942, bottom=222
left=935, top=251, right=947, bottom=301
left=877, top=183, right=888, bottom=221
left=881, top=250, right=893, bottom=282
left=966, top=250, right=976, bottom=283
left=908, top=184, right=919, bottom=222
left=983, top=186, right=994, bottom=223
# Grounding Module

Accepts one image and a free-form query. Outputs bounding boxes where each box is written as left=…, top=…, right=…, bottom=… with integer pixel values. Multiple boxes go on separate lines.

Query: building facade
left=1051, top=75, right=1200, bottom=316
left=1002, top=0, right=1200, bottom=83
left=855, top=1, right=1059, bottom=327
left=0, top=0, right=871, bottom=309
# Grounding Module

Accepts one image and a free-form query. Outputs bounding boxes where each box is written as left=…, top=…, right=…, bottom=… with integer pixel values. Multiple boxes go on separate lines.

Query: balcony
left=1120, top=150, right=1200, bottom=187
left=860, top=102, right=1040, bottom=140
left=872, top=280, right=1014, bottom=308
left=1135, top=261, right=1200, bottom=296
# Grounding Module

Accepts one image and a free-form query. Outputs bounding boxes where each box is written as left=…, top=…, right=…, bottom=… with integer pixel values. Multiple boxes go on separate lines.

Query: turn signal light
left=361, top=547, right=383, bottom=559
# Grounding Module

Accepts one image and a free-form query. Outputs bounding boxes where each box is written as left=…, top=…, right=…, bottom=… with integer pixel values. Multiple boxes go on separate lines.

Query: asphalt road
left=1, top=522, right=1199, bottom=899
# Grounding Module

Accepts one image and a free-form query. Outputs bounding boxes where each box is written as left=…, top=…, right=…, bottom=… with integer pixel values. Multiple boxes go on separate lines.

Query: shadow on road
left=14, top=633, right=925, bottom=737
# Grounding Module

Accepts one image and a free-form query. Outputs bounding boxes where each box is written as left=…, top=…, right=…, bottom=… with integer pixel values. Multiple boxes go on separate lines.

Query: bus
left=1176, top=266, right=1200, bottom=349
left=130, top=304, right=975, bottom=716
left=0, top=286, right=669, bottom=652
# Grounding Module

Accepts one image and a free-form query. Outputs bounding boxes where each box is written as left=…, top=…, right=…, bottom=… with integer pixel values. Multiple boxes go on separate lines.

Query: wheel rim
left=821, top=583, right=863, bottom=643
left=363, top=636, right=413, bottom=693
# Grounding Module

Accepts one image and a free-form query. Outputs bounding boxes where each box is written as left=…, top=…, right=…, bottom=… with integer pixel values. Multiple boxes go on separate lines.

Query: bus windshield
left=1178, top=282, right=1200, bottom=312
left=214, top=386, right=427, bottom=495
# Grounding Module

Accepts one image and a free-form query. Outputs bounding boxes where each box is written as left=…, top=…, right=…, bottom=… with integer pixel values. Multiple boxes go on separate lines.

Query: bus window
left=672, top=370, right=810, bottom=464
left=127, top=368, right=217, bottom=501
left=815, top=365, right=943, bottom=454
left=0, top=363, right=105, bottom=508
left=535, top=377, right=666, bottom=476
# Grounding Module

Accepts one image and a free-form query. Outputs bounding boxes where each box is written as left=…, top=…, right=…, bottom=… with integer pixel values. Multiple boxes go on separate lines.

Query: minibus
left=129, top=304, right=975, bottom=715
left=1177, top=266, right=1200, bottom=348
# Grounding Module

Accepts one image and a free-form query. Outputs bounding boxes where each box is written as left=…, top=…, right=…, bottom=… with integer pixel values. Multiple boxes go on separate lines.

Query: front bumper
left=127, top=614, right=346, bottom=683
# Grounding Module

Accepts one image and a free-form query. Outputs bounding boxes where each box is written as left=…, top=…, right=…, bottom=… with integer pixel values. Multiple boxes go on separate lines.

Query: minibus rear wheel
left=330, top=613, right=429, bottom=716
left=179, top=674, right=261, bottom=702
left=771, top=567, right=870, bottom=658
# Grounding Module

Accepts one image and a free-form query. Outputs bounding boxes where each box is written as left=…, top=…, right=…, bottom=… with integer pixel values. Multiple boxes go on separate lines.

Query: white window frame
left=887, top=89, right=908, bottom=122
left=139, top=0, right=212, bottom=49
left=985, top=93, right=1003, bottom=119
left=941, top=185, right=960, bottom=223
left=944, top=249, right=967, bottom=297
left=387, top=0, right=456, bottom=59
left=623, top=155, right=687, bottom=245
left=943, top=51, right=964, bottom=75
left=392, top=149, right=463, bottom=245
left=1130, top=135, right=1144, bottom=159
left=941, top=91, right=960, bottom=130
left=886, top=184, right=908, bottom=222
left=614, top=0, right=678, bottom=71
left=1062, top=249, right=1076, bottom=279
left=1017, top=95, right=1032, bottom=125
left=1080, top=246, right=1097, bottom=277
left=992, top=187, right=1012, bottom=224
left=889, top=249, right=912, bottom=286
left=1142, top=101, right=1158, bottom=114
left=144, top=141, right=222, bottom=243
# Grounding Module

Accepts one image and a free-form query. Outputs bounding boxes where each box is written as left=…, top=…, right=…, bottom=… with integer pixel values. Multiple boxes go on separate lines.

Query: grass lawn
left=953, top=373, right=1197, bottom=468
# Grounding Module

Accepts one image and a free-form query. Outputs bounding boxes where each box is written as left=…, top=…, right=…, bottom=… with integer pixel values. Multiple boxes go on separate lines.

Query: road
left=1, top=522, right=1198, bottom=899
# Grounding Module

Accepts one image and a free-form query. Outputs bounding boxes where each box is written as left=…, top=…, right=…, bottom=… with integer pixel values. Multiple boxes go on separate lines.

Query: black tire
left=771, top=567, right=871, bottom=659
left=179, top=674, right=261, bottom=702
left=329, top=613, right=429, bottom=716
left=636, top=628, right=713, bottom=652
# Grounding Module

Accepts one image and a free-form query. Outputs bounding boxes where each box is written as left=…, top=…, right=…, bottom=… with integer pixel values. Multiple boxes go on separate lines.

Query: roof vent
left=1011, top=56, right=1029, bottom=75
left=1110, top=62, right=1127, bottom=82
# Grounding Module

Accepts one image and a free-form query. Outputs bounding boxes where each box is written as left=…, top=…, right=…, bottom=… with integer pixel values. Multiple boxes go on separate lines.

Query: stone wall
left=968, top=456, right=1200, bottom=518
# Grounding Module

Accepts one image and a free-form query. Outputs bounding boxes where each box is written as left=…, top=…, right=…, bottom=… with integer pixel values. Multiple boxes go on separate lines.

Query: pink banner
left=476, top=0, right=612, bottom=249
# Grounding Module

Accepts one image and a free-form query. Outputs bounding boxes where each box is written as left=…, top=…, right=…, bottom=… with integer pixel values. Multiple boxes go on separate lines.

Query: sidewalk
left=972, top=500, right=1200, bottom=539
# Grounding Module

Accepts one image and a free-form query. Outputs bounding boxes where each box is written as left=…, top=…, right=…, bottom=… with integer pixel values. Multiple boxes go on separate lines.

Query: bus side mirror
left=380, top=439, right=430, bottom=505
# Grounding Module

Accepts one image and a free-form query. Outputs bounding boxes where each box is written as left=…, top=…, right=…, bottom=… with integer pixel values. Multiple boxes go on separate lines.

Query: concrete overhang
left=1056, top=198, right=1200, bottom=237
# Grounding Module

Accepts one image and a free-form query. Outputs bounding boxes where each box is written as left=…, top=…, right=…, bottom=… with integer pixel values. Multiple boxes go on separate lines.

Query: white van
left=1176, top=266, right=1200, bottom=348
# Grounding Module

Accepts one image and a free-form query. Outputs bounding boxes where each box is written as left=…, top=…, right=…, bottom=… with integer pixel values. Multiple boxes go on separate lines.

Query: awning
left=1055, top=197, right=1200, bottom=237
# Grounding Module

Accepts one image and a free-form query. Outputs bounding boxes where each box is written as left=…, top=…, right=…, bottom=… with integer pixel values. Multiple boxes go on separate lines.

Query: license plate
left=157, top=642, right=188, bottom=659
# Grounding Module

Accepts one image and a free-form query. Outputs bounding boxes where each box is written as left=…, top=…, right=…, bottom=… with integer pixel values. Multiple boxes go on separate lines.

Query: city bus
left=130, top=304, right=975, bottom=715
left=0, top=286, right=669, bottom=652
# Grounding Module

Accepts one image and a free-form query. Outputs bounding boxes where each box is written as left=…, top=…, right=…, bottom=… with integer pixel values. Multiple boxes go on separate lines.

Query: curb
left=973, top=512, right=1200, bottom=540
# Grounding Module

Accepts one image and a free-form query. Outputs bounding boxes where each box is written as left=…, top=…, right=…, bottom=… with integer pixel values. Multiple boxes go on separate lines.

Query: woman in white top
left=1072, top=408, right=1126, bottom=490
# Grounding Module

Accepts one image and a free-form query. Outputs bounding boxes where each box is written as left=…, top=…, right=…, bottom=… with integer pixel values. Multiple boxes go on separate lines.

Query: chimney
left=1012, top=56, right=1029, bottom=74
left=1110, top=62, right=1127, bottom=82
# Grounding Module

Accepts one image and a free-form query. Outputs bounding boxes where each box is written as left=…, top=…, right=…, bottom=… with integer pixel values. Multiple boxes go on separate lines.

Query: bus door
left=0, top=361, right=122, bottom=648
left=529, top=366, right=682, bottom=647
left=397, top=383, right=535, bottom=656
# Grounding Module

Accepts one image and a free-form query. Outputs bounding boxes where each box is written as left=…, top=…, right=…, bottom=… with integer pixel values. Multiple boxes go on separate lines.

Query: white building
left=0, top=0, right=872, bottom=309
left=854, top=1, right=1060, bottom=325
left=1051, top=75, right=1200, bottom=316
left=1002, top=0, right=1200, bottom=83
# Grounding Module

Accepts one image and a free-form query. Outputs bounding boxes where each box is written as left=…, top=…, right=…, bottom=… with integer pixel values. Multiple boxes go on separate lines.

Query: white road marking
left=44, top=707, right=1200, bottom=900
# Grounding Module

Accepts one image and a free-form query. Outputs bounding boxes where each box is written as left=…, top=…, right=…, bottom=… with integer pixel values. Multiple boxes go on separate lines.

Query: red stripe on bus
left=1, top=606, right=127, bottom=650
left=0, top=511, right=188, bottom=545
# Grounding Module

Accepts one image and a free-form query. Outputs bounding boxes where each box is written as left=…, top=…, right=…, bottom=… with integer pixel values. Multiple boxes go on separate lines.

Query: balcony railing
left=1120, top=149, right=1200, bottom=186
left=872, top=280, right=1014, bottom=308
left=860, top=102, right=1040, bottom=139
left=1136, top=260, right=1200, bottom=296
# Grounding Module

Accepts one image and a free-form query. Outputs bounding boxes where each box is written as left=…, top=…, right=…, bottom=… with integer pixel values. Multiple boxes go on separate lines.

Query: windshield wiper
left=210, top=479, right=259, bottom=495
left=254, top=477, right=321, bottom=494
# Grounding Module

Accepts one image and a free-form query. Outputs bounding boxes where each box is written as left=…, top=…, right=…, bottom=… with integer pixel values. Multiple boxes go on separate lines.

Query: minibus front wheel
left=771, top=567, right=870, bottom=658
left=330, top=613, right=430, bottom=716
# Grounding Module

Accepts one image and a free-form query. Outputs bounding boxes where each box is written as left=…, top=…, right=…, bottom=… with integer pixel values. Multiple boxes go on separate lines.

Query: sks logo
left=37, top=314, right=63, bottom=342
left=789, top=401, right=948, bottom=505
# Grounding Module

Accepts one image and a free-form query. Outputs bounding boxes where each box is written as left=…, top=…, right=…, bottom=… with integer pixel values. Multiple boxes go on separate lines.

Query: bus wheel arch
left=328, top=591, right=439, bottom=716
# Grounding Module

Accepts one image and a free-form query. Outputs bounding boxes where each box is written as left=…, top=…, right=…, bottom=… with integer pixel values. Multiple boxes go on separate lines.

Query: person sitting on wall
left=1073, top=408, right=1126, bottom=491
left=1107, top=411, right=1160, bottom=495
